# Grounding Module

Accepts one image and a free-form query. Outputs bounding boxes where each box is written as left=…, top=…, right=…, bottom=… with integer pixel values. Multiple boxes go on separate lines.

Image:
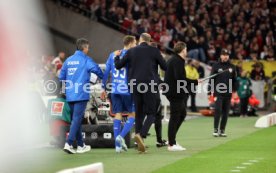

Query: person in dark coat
left=164, top=41, right=198, bottom=151
left=114, top=33, right=167, bottom=153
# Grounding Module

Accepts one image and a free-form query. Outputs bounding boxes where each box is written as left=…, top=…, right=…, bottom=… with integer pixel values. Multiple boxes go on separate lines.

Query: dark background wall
left=43, top=0, right=125, bottom=63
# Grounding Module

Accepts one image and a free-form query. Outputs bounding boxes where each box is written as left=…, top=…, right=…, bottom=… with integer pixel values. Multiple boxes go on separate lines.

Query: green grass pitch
left=8, top=116, right=276, bottom=173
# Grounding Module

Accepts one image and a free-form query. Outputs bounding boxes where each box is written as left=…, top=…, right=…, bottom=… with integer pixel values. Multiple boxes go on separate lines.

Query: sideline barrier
left=251, top=80, right=265, bottom=108
left=57, top=162, right=104, bottom=173
left=255, top=113, right=276, bottom=128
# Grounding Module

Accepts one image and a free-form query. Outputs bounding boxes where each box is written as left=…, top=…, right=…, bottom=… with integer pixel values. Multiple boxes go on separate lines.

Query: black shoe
left=213, top=129, right=219, bottom=137
left=219, top=130, right=227, bottom=137
left=156, top=140, right=168, bottom=148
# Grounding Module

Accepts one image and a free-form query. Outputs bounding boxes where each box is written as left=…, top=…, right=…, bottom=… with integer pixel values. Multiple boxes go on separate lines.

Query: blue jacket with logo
left=59, top=50, right=103, bottom=102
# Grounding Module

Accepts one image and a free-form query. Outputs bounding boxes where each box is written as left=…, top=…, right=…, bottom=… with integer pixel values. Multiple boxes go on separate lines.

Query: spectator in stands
left=260, top=45, right=269, bottom=60
left=193, top=59, right=205, bottom=79
left=183, top=23, right=197, bottom=39
left=250, top=37, right=260, bottom=54
left=250, top=62, right=265, bottom=81
left=187, top=36, right=207, bottom=62
left=265, top=30, right=275, bottom=48
left=43, top=63, right=60, bottom=96
left=89, top=0, right=100, bottom=20
left=56, top=63, right=62, bottom=77
left=122, top=13, right=133, bottom=33
left=160, top=30, right=172, bottom=48
left=264, top=48, right=275, bottom=61
left=52, top=51, right=66, bottom=66
left=58, top=0, right=276, bottom=63
left=235, top=60, right=243, bottom=77
left=247, top=51, right=259, bottom=61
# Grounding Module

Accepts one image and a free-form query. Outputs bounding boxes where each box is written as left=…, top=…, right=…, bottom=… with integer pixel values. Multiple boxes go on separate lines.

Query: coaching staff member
left=115, top=33, right=167, bottom=152
left=164, top=41, right=198, bottom=151
left=59, top=38, right=103, bottom=154
left=208, top=48, right=237, bottom=137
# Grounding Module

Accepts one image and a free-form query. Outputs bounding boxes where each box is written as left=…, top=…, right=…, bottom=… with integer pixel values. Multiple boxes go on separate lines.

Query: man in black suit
left=164, top=41, right=199, bottom=151
left=115, top=33, right=167, bottom=152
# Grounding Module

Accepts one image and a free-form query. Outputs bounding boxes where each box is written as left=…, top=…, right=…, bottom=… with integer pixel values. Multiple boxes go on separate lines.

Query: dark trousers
left=188, top=92, right=196, bottom=111
left=240, top=97, right=249, bottom=115
left=139, top=93, right=163, bottom=141
left=155, top=93, right=163, bottom=142
left=214, top=96, right=231, bottom=130
left=167, top=97, right=187, bottom=146
left=67, top=100, right=88, bottom=146
left=133, top=87, right=157, bottom=138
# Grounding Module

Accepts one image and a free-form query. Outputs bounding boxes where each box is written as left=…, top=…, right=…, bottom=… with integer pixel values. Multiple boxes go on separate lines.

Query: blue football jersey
left=102, top=49, right=129, bottom=95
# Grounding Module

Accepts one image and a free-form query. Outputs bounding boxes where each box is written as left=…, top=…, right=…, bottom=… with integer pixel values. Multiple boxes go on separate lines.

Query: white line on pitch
left=249, top=160, right=259, bottom=163
left=230, top=170, right=241, bottom=172
left=236, top=166, right=246, bottom=169
left=242, top=162, right=253, bottom=165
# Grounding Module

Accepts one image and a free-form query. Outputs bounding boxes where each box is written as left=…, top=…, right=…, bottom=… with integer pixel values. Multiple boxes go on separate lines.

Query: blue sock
left=120, top=117, right=135, bottom=138
left=113, top=119, right=121, bottom=147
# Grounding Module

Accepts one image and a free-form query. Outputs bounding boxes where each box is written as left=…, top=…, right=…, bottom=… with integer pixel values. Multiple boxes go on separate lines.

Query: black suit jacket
left=115, top=42, right=167, bottom=84
left=164, top=54, right=198, bottom=99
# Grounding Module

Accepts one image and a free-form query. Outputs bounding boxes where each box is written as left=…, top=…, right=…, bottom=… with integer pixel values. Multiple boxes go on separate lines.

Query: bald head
left=139, top=33, right=151, bottom=44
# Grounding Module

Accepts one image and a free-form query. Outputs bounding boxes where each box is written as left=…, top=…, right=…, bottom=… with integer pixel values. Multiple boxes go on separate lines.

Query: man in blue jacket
left=59, top=38, right=103, bottom=154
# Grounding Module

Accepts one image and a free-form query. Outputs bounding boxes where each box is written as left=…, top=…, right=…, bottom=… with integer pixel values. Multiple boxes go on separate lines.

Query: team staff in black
left=164, top=42, right=198, bottom=152
left=150, top=42, right=167, bottom=147
left=208, top=49, right=237, bottom=137
left=115, top=33, right=167, bottom=152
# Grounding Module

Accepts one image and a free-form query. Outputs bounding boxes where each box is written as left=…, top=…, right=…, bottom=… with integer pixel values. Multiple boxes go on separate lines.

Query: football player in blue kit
left=101, top=35, right=137, bottom=153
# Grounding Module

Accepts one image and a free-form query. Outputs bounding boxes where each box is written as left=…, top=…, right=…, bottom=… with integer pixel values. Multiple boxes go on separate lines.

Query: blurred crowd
left=56, top=0, right=276, bottom=63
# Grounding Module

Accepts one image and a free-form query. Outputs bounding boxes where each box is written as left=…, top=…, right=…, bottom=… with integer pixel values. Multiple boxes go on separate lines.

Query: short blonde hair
left=174, top=41, right=186, bottom=54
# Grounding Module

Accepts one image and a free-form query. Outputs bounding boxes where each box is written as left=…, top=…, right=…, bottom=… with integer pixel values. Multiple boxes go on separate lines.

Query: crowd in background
left=57, top=0, right=276, bottom=63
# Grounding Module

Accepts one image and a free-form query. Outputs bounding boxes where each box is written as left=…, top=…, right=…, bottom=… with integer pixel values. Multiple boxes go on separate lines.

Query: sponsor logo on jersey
left=68, top=68, right=77, bottom=75
left=67, top=61, right=79, bottom=65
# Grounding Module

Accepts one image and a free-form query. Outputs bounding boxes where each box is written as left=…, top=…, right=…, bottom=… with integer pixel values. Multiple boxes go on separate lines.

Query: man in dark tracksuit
left=208, top=49, right=237, bottom=137
left=115, top=33, right=167, bottom=152
left=164, top=42, right=198, bottom=151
